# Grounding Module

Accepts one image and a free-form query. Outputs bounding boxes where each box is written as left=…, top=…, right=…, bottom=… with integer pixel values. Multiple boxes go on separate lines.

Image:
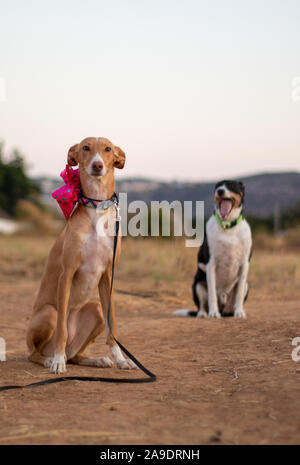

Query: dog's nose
left=217, top=188, right=225, bottom=196
left=92, top=161, right=103, bottom=172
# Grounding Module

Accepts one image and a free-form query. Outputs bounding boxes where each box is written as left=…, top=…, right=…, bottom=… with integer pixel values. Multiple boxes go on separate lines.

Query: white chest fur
left=206, top=215, right=252, bottom=292
left=80, top=208, right=114, bottom=276
left=68, top=208, right=115, bottom=310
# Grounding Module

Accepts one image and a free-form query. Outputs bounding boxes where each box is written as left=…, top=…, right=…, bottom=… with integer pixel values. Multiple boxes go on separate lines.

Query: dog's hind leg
left=67, top=301, right=113, bottom=368
left=26, top=304, right=57, bottom=366
left=195, top=282, right=208, bottom=318
left=174, top=280, right=208, bottom=318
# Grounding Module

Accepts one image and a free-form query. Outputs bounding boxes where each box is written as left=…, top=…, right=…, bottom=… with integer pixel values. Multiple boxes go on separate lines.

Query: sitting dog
left=26, top=137, right=135, bottom=374
left=175, top=180, right=252, bottom=319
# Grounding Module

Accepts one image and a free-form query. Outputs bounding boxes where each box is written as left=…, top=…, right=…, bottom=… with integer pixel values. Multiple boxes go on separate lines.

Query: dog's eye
left=105, top=147, right=111, bottom=152
left=82, top=145, right=90, bottom=151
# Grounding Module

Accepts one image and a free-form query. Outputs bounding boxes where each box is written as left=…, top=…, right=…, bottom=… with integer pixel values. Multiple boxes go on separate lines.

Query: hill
left=117, top=172, right=300, bottom=218
left=36, top=171, right=300, bottom=218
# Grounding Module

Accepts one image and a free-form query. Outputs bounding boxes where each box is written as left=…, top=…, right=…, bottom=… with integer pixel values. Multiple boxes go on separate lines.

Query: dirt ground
left=0, top=235, right=300, bottom=445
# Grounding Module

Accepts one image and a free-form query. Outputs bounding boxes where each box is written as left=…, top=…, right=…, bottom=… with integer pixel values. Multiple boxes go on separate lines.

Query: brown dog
left=26, top=137, right=136, bottom=374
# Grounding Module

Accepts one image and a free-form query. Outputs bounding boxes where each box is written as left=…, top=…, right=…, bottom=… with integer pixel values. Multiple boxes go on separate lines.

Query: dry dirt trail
left=0, top=236, right=299, bottom=444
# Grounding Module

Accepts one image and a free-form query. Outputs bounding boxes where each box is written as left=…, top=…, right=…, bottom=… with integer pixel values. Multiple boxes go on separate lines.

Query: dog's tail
left=173, top=309, right=198, bottom=317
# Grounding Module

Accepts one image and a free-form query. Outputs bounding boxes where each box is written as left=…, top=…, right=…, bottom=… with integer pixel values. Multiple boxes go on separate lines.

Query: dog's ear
left=239, top=181, right=245, bottom=198
left=239, top=181, right=245, bottom=192
left=68, top=144, right=79, bottom=166
left=113, top=146, right=126, bottom=169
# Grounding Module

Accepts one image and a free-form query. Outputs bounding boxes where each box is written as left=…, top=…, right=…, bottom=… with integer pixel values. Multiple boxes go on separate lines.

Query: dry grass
left=1, top=233, right=299, bottom=300
left=253, top=227, right=300, bottom=251
left=0, top=234, right=54, bottom=282
left=0, top=231, right=300, bottom=445
left=16, top=200, right=62, bottom=235
left=118, top=236, right=300, bottom=300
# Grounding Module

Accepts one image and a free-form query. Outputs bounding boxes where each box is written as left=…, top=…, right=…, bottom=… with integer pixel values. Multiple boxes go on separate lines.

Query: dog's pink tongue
left=220, top=200, right=232, bottom=219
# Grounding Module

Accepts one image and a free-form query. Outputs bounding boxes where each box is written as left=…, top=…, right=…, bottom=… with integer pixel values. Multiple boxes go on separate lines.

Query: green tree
left=0, top=141, right=41, bottom=216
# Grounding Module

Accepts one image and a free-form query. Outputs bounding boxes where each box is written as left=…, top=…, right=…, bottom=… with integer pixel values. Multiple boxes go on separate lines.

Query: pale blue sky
left=0, top=0, right=299, bottom=181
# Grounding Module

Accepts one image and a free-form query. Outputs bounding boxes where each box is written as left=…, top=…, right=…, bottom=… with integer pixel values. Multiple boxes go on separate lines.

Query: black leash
left=105, top=218, right=156, bottom=380
left=0, top=200, right=156, bottom=393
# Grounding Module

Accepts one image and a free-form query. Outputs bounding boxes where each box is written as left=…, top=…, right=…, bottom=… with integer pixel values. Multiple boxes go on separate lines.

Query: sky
left=0, top=0, right=299, bottom=181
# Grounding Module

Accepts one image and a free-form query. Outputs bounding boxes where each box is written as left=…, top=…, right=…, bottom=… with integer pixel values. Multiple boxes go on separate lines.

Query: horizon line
left=32, top=169, right=300, bottom=185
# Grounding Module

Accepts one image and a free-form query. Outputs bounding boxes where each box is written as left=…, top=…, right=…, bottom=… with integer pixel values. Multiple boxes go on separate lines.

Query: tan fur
left=26, top=137, right=133, bottom=373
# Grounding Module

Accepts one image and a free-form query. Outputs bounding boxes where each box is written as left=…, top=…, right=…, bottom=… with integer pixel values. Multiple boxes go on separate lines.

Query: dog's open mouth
left=218, top=198, right=234, bottom=220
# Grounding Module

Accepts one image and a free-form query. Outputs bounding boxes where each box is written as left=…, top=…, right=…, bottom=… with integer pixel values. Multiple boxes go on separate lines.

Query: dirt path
left=0, top=237, right=300, bottom=444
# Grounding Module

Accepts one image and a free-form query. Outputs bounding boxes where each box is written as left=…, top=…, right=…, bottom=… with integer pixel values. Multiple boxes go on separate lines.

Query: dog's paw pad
left=50, top=354, right=66, bottom=374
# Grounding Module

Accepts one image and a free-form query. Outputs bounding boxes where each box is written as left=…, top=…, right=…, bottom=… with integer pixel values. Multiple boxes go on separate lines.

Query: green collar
left=215, top=210, right=243, bottom=230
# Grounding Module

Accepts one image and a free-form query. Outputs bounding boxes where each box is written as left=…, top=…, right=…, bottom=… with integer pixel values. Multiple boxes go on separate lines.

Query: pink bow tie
left=52, top=165, right=81, bottom=220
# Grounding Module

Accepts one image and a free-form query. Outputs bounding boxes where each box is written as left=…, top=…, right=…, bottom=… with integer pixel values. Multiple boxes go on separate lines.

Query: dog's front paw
left=234, top=308, right=247, bottom=319
left=116, top=358, right=137, bottom=370
left=208, top=308, right=221, bottom=318
left=50, top=353, right=66, bottom=374
left=110, top=345, right=137, bottom=370
left=197, top=309, right=207, bottom=318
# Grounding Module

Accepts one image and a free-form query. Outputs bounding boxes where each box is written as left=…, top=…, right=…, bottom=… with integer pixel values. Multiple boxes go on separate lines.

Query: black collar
left=79, top=192, right=119, bottom=210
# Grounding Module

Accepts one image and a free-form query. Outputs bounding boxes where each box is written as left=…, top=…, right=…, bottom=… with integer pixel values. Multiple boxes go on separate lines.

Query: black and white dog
left=175, top=180, right=252, bottom=319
